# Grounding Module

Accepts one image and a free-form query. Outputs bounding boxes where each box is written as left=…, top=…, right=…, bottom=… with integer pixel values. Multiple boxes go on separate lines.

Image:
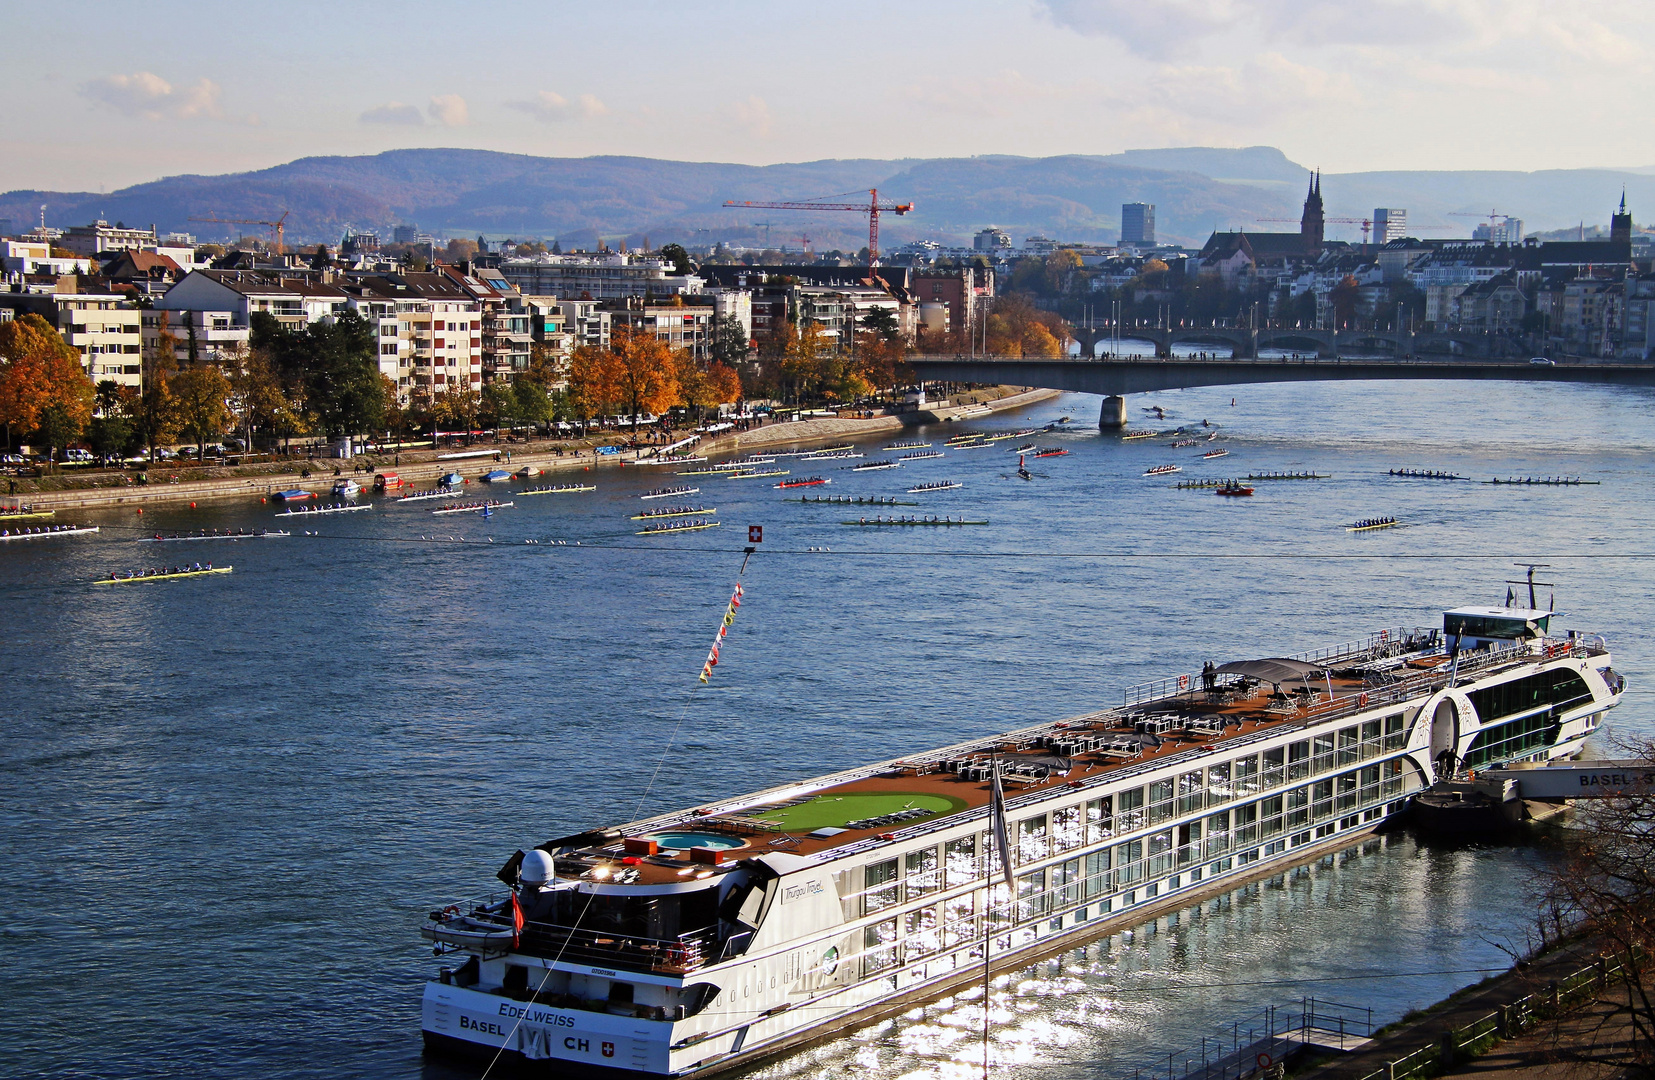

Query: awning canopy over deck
left=1213, top=658, right=1327, bottom=685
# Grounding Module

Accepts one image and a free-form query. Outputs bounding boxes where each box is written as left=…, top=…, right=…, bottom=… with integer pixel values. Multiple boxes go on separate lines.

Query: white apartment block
left=497, top=252, right=704, bottom=301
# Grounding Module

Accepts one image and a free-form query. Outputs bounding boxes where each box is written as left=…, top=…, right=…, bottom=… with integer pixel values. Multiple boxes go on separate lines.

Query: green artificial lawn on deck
left=751, top=791, right=967, bottom=832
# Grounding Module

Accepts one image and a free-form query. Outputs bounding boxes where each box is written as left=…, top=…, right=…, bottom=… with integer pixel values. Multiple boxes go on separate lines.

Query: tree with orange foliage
left=985, top=294, right=1070, bottom=358
left=0, top=313, right=94, bottom=456
left=606, top=329, right=680, bottom=428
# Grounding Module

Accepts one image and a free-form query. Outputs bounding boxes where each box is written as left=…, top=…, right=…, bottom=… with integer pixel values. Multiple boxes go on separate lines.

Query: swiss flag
left=748, top=525, right=762, bottom=543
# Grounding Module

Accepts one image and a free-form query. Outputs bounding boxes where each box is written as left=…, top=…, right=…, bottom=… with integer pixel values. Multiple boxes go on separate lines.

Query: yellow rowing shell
left=96, top=566, right=234, bottom=583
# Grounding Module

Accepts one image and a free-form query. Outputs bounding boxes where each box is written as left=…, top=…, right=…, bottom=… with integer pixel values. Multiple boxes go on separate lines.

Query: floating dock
left=0, top=507, right=53, bottom=521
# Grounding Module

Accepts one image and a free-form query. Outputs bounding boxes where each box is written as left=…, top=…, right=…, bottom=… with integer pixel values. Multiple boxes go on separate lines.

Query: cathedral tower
left=1611, top=190, right=1633, bottom=245
left=1300, top=171, right=1325, bottom=255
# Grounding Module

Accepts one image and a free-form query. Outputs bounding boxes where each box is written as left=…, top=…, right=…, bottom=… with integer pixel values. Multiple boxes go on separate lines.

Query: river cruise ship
left=421, top=600, right=1625, bottom=1076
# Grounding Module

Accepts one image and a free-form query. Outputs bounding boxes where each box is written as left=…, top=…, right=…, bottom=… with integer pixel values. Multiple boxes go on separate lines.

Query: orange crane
left=723, top=189, right=912, bottom=267
left=188, top=211, right=290, bottom=255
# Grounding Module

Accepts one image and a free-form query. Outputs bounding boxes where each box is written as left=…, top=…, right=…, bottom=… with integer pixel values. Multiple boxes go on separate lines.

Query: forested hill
left=4, top=147, right=1652, bottom=249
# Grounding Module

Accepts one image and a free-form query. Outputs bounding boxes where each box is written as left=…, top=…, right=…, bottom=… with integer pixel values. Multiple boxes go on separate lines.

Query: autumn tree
left=133, top=369, right=178, bottom=459
left=172, top=364, right=233, bottom=457
left=985, top=294, right=1069, bottom=358
left=0, top=313, right=94, bottom=458
left=88, top=380, right=139, bottom=459
left=567, top=344, right=618, bottom=430
left=606, top=329, right=679, bottom=428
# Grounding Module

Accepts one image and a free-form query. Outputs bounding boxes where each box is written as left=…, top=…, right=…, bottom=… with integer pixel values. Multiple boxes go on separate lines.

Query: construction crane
left=1449, top=209, right=1506, bottom=228
left=724, top=189, right=913, bottom=267
left=188, top=211, right=290, bottom=255
left=1255, top=216, right=1450, bottom=244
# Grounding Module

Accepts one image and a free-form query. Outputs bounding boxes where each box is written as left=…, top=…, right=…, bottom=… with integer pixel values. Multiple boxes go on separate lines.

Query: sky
left=2, top=0, right=1651, bottom=194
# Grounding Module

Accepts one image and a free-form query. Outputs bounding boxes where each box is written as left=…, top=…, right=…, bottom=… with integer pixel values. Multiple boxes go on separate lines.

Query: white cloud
left=505, top=90, right=610, bottom=123
left=80, top=72, right=225, bottom=121
left=360, top=102, right=424, bottom=126
left=733, top=95, right=774, bottom=139
left=428, top=94, right=469, bottom=127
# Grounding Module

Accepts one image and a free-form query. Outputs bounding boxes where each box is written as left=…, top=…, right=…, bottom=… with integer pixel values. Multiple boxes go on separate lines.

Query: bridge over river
left=903, top=354, right=1655, bottom=427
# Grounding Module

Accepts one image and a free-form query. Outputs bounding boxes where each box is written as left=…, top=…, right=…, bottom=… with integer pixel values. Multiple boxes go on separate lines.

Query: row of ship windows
left=851, top=760, right=1416, bottom=918
left=855, top=781, right=1421, bottom=977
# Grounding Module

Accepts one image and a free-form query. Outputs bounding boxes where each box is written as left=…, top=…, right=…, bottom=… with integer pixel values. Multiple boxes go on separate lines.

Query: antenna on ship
left=1506, top=563, right=1553, bottom=609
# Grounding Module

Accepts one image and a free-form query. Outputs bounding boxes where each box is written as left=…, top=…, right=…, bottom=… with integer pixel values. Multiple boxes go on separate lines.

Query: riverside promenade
left=6, top=387, right=1057, bottom=512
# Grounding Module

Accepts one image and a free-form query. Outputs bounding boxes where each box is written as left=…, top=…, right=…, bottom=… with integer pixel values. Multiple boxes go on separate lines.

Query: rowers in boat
left=1, top=523, right=99, bottom=541
left=0, top=505, right=53, bottom=521
left=849, top=459, right=901, bottom=471
left=1202, top=448, right=1230, bottom=459
left=641, top=486, right=699, bottom=500
left=886, top=440, right=931, bottom=450
left=520, top=483, right=596, bottom=495
left=775, top=477, right=829, bottom=489
left=1171, top=438, right=1201, bottom=448
left=137, top=528, right=287, bottom=542
left=1389, top=468, right=1464, bottom=480
left=631, top=505, right=715, bottom=520
left=636, top=518, right=720, bottom=535
left=1007, top=442, right=1036, bottom=454
left=945, top=431, right=985, bottom=444
left=1347, top=517, right=1399, bottom=532
left=1144, top=464, right=1182, bottom=476
left=842, top=515, right=988, bottom=526
left=907, top=480, right=962, bottom=493
left=430, top=500, right=513, bottom=515
left=899, top=450, right=944, bottom=461
left=726, top=468, right=788, bottom=479
left=397, top=487, right=462, bottom=502
left=1215, top=482, right=1254, bottom=497
left=799, top=450, right=863, bottom=461
left=96, top=563, right=231, bottom=583
left=786, top=494, right=916, bottom=505
left=279, top=501, right=373, bottom=516
left=1121, top=430, right=1158, bottom=440
left=1032, top=447, right=1068, bottom=458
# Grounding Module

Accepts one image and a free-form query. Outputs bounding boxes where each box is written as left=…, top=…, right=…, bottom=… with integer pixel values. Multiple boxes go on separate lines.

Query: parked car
left=63, top=448, right=94, bottom=462
left=150, top=448, right=176, bottom=461
left=223, top=438, right=246, bottom=452
left=1529, top=357, right=1555, bottom=365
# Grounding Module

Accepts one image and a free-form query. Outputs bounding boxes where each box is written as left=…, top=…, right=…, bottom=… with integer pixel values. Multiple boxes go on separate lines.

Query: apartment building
left=141, top=308, right=250, bottom=368
left=0, top=291, right=143, bottom=388
left=59, top=219, right=158, bottom=257
left=1, top=239, right=93, bottom=278
left=610, top=302, right=716, bottom=358
left=496, top=251, right=703, bottom=301
left=438, top=264, right=532, bottom=382
left=156, top=270, right=349, bottom=329
left=350, top=273, right=483, bottom=402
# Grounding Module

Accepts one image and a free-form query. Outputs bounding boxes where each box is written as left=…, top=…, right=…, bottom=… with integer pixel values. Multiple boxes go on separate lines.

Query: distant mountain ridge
left=3, top=147, right=1650, bottom=250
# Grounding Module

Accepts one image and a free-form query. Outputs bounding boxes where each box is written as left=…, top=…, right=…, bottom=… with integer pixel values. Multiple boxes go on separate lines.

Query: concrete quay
left=10, top=387, right=1058, bottom=512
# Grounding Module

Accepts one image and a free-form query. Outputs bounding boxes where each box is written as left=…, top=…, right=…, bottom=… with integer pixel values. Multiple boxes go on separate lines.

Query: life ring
left=1257, top=1052, right=1274, bottom=1068
left=1358, top=692, right=1369, bottom=707
left=1178, top=675, right=1190, bottom=691
left=1379, top=629, right=1389, bottom=642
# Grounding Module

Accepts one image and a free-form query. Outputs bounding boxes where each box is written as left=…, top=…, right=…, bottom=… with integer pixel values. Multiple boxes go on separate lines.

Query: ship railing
left=434, top=898, right=720, bottom=974
left=1132, top=997, right=1373, bottom=1080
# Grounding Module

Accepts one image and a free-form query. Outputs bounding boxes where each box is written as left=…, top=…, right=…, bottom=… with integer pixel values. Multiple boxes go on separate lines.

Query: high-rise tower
left=1300, top=171, right=1325, bottom=255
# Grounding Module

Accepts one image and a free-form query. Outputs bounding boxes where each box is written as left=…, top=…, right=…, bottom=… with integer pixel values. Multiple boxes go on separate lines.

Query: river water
left=3, top=378, right=1653, bottom=1079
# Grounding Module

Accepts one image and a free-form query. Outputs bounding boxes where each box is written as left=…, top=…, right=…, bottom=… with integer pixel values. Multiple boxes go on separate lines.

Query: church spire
left=1301, top=170, right=1325, bottom=255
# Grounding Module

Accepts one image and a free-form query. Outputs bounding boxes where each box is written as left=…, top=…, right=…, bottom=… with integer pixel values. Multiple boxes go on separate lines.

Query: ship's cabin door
left=1429, top=698, right=1459, bottom=780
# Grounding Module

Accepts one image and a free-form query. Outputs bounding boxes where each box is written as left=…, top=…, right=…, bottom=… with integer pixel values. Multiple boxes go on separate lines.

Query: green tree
left=480, top=381, right=518, bottom=439
left=303, top=310, right=384, bottom=437
left=134, top=369, right=178, bottom=459
left=37, top=402, right=85, bottom=463
left=660, top=243, right=694, bottom=275
left=172, top=365, right=233, bottom=457
left=861, top=308, right=901, bottom=343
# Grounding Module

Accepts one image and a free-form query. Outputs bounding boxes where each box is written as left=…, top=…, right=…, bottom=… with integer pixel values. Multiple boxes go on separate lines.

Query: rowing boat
left=899, top=451, right=944, bottom=461
left=1144, top=465, right=1182, bottom=476
left=886, top=441, right=931, bottom=450
left=641, top=486, right=699, bottom=500
left=636, top=520, right=720, bottom=535
left=396, top=488, right=460, bottom=503
left=0, top=508, right=52, bottom=521
left=907, top=481, right=962, bottom=493
left=279, top=502, right=372, bottom=516
left=431, top=501, right=513, bottom=516
left=849, top=460, right=901, bottom=471
left=841, top=516, right=987, bottom=526
left=776, top=443, right=853, bottom=457
left=1347, top=520, right=1400, bottom=532
left=137, top=529, right=288, bottom=542
left=519, top=484, right=596, bottom=495
left=1171, top=438, right=1200, bottom=448
left=1215, top=484, right=1254, bottom=497
left=1, top=525, right=98, bottom=541
left=727, top=469, right=789, bottom=479
left=1032, top=448, right=1068, bottom=458
left=785, top=495, right=917, bottom=505
left=96, top=565, right=233, bottom=583
left=1121, top=430, right=1158, bottom=440
left=775, top=477, right=829, bottom=488
left=800, top=451, right=863, bottom=461
left=1202, top=448, right=1230, bottom=459
left=631, top=506, right=715, bottom=520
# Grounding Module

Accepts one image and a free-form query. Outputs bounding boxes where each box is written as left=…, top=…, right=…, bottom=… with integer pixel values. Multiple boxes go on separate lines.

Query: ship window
left=1148, top=779, right=1175, bottom=825
left=1286, top=786, right=1310, bottom=829
left=1462, top=711, right=1562, bottom=769
left=1466, top=669, right=1592, bottom=729
left=1337, top=727, right=1360, bottom=766
left=1260, top=796, right=1284, bottom=838
left=1234, top=755, right=1260, bottom=795
left=1176, top=819, right=1202, bottom=865
left=1177, top=771, right=1205, bottom=814
left=1312, top=780, right=1334, bottom=820
left=1147, top=830, right=1175, bottom=877
left=904, top=906, right=940, bottom=959
left=1114, top=840, right=1144, bottom=888
left=943, top=896, right=975, bottom=947
left=1084, top=849, right=1112, bottom=897
left=1017, top=870, right=1048, bottom=918
left=1207, top=763, right=1232, bottom=803
left=1361, top=719, right=1383, bottom=753
left=863, top=919, right=898, bottom=976
left=864, top=859, right=899, bottom=915
left=945, top=836, right=978, bottom=887
left=1261, top=748, right=1285, bottom=790
left=1384, top=713, right=1407, bottom=751
left=1117, top=787, right=1145, bottom=832
left=1287, top=741, right=1311, bottom=781
left=1312, top=735, right=1336, bottom=775
left=1052, top=804, right=1084, bottom=851
left=1053, top=858, right=1082, bottom=906
left=1336, top=772, right=1360, bottom=812
left=905, top=846, right=940, bottom=896
left=1086, top=797, right=1113, bottom=841
left=1018, top=815, right=1049, bottom=864
left=1233, top=803, right=1258, bottom=846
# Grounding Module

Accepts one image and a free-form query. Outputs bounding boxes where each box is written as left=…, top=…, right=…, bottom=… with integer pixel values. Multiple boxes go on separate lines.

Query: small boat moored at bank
left=274, top=489, right=313, bottom=502
left=479, top=469, right=513, bottom=483
left=332, top=478, right=361, bottom=498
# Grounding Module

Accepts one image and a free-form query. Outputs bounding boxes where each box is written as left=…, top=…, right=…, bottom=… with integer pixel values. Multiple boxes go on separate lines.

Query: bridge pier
left=1099, top=395, right=1127, bottom=430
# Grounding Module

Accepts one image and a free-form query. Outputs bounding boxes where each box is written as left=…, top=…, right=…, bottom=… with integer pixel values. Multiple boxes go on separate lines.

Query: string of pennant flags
left=698, top=581, right=744, bottom=683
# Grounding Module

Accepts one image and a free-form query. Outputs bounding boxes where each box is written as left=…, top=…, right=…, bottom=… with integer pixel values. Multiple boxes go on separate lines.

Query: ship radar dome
left=519, top=849, right=556, bottom=886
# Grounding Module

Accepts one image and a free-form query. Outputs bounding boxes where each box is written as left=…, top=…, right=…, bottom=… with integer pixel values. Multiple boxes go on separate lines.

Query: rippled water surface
left=4, top=379, right=1653, bottom=1079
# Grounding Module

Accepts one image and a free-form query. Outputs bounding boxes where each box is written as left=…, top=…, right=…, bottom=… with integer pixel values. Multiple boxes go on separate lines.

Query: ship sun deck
left=545, top=625, right=1609, bottom=889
